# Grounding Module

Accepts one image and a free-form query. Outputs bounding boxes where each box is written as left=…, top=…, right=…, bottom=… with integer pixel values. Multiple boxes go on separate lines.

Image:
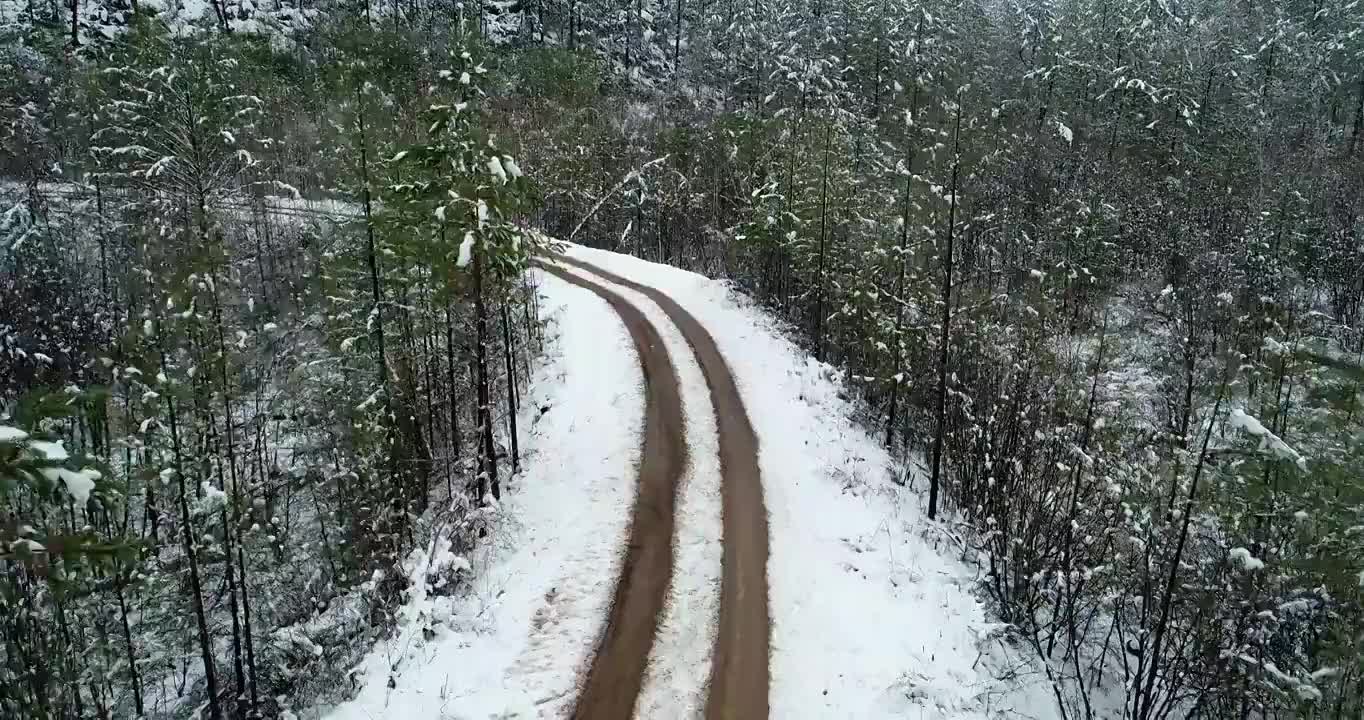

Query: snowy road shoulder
left=322, top=268, right=643, bottom=720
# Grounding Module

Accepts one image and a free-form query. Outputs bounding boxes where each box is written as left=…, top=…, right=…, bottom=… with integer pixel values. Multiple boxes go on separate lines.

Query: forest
left=1, top=0, right=1362, bottom=716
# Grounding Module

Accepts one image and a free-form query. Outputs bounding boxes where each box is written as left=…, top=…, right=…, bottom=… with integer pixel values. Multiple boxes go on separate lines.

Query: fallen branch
left=568, top=154, right=670, bottom=242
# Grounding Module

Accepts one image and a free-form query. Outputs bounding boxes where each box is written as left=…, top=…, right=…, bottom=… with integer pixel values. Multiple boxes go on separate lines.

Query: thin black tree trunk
left=883, top=37, right=922, bottom=448
left=473, top=247, right=498, bottom=500
left=927, top=101, right=963, bottom=521
left=812, top=122, right=832, bottom=360
left=501, top=303, right=520, bottom=475
left=162, top=346, right=222, bottom=720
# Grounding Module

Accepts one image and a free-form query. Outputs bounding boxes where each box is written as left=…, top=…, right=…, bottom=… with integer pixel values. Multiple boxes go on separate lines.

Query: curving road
left=541, top=255, right=771, bottom=720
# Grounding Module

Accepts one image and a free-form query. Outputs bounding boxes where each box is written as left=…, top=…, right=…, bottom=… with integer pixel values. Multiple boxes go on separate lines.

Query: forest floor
left=320, top=244, right=1062, bottom=720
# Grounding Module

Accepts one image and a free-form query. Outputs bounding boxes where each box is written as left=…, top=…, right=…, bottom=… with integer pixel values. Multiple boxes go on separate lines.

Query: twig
left=567, top=154, right=670, bottom=242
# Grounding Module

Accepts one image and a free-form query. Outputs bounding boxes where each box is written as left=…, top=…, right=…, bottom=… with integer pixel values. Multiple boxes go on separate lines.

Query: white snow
left=487, top=156, right=508, bottom=184
left=456, top=232, right=475, bottom=268
left=39, top=466, right=100, bottom=507
left=29, top=439, right=70, bottom=461
left=1310, top=667, right=1340, bottom=683
left=1229, top=547, right=1265, bottom=572
left=354, top=391, right=380, bottom=412
left=64, top=468, right=100, bottom=506
left=323, top=268, right=642, bottom=719
left=1262, top=336, right=1289, bottom=355
left=0, top=425, right=28, bottom=442
left=200, top=482, right=229, bottom=510
left=1055, top=121, right=1073, bottom=144
left=1227, top=408, right=1308, bottom=470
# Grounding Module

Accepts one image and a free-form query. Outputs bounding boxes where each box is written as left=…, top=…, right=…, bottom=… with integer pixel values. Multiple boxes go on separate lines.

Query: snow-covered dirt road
left=323, top=244, right=1060, bottom=720
left=545, top=254, right=772, bottom=720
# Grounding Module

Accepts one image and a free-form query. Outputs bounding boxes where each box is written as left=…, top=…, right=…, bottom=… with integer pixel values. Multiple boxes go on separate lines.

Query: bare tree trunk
left=883, top=32, right=922, bottom=448
left=1134, top=339, right=1233, bottom=720
left=673, top=0, right=683, bottom=70
left=354, top=80, right=403, bottom=530
left=218, top=502, right=246, bottom=701
left=928, top=101, right=963, bottom=521
left=568, top=0, right=576, bottom=49
left=1049, top=313, right=1108, bottom=656
left=473, top=248, right=498, bottom=500
left=812, top=122, right=832, bottom=361
left=1350, top=75, right=1364, bottom=157
left=210, top=278, right=259, bottom=716
left=115, top=576, right=143, bottom=716
left=161, top=345, right=222, bottom=720
left=501, top=303, right=520, bottom=475
left=884, top=167, right=913, bottom=449
left=355, top=84, right=391, bottom=401
left=210, top=0, right=229, bottom=32
left=445, top=304, right=462, bottom=489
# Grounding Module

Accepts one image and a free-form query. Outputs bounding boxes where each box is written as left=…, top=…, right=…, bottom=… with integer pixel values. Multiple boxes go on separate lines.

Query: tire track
left=555, top=254, right=771, bottom=720
left=553, top=262, right=724, bottom=718
left=535, top=263, right=689, bottom=720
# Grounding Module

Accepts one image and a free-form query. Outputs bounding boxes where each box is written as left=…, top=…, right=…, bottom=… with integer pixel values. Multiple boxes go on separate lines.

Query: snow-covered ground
left=321, top=269, right=643, bottom=719
left=319, top=244, right=1061, bottom=719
